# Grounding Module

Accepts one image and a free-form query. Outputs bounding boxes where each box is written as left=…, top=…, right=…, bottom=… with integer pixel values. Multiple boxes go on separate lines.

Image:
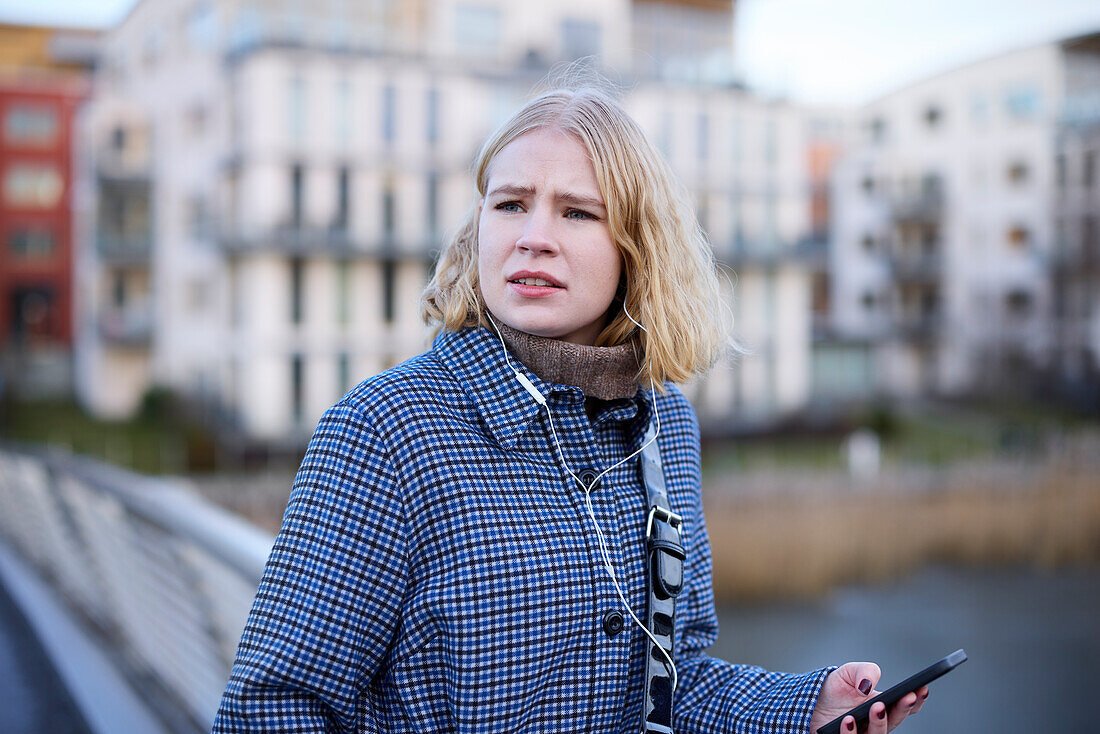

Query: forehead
left=485, top=127, right=601, bottom=193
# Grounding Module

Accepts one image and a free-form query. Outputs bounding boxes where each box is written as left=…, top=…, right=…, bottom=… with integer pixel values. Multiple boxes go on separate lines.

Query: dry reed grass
left=703, top=464, right=1100, bottom=603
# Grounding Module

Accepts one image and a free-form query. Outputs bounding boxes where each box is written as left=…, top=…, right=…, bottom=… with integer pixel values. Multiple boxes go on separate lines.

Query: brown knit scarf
left=495, top=321, right=640, bottom=400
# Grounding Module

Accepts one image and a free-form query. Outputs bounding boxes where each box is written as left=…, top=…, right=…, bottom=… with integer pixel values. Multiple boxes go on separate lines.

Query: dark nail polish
left=921, top=691, right=929, bottom=700
left=858, top=678, right=873, bottom=695
left=877, top=708, right=886, bottom=720
left=846, top=719, right=855, bottom=732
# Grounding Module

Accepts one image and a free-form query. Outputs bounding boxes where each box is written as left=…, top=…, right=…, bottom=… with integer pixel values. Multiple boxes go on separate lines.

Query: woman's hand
left=808, top=662, right=928, bottom=733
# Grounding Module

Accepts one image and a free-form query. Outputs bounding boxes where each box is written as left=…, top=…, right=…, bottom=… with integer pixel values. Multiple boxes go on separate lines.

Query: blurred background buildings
left=69, top=0, right=823, bottom=444
left=0, top=0, right=1097, bottom=444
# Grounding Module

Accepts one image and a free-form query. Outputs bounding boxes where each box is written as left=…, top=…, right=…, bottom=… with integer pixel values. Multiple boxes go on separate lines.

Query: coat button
left=579, top=469, right=599, bottom=492
left=602, top=609, right=624, bottom=638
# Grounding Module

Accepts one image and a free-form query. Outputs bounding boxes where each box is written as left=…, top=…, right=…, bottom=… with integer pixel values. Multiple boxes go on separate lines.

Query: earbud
left=515, top=372, right=546, bottom=405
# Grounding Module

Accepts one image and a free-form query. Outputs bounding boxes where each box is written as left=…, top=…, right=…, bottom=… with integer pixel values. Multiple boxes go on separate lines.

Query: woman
left=213, top=84, right=928, bottom=733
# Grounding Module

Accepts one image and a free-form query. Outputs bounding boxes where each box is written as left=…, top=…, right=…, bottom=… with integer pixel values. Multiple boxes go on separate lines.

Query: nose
left=516, top=207, right=558, bottom=256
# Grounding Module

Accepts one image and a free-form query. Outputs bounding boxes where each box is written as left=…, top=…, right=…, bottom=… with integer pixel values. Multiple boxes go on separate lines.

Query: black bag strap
left=639, top=422, right=684, bottom=734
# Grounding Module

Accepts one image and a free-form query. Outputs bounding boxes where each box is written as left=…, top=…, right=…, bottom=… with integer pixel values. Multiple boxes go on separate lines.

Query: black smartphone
left=816, top=649, right=967, bottom=734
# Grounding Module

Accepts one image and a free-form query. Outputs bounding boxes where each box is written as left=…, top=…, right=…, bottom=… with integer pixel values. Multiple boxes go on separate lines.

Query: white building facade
left=77, top=0, right=820, bottom=441
left=830, top=36, right=1100, bottom=399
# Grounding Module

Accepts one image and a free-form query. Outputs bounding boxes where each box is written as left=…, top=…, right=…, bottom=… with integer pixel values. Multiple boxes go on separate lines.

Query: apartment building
left=1052, top=33, right=1100, bottom=407
left=77, top=0, right=821, bottom=441
left=831, top=35, right=1100, bottom=399
left=0, top=23, right=97, bottom=397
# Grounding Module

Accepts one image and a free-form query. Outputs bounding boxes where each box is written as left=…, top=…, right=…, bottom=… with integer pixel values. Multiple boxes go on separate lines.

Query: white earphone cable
left=484, top=311, right=677, bottom=691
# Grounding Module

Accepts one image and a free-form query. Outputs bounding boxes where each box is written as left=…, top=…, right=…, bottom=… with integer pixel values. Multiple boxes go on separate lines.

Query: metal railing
left=0, top=443, right=274, bottom=733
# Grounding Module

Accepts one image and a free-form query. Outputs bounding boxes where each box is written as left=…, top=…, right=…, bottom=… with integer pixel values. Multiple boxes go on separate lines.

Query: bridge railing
left=0, top=443, right=274, bottom=733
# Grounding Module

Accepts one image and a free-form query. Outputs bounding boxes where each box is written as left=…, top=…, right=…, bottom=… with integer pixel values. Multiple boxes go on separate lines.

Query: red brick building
left=0, top=23, right=96, bottom=394
left=1, top=77, right=84, bottom=346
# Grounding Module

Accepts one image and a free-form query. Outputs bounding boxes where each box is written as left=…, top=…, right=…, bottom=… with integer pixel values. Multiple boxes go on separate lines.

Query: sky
left=2, top=0, right=1100, bottom=107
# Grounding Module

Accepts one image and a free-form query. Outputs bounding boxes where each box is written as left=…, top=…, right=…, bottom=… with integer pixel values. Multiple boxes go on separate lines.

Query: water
left=710, top=564, right=1100, bottom=733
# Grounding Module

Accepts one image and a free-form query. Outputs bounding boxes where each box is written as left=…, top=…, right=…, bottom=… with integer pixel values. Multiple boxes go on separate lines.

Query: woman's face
left=477, top=127, right=622, bottom=346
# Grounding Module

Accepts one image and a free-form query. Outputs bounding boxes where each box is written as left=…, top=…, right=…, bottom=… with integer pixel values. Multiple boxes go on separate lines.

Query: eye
left=564, top=208, right=596, bottom=221
left=495, top=201, right=524, bottom=213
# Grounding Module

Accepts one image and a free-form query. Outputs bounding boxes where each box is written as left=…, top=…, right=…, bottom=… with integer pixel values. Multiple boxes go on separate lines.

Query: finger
left=867, top=701, right=889, bottom=734
left=838, top=661, right=882, bottom=694
left=885, top=692, right=919, bottom=731
left=907, top=687, right=930, bottom=716
left=841, top=715, right=857, bottom=733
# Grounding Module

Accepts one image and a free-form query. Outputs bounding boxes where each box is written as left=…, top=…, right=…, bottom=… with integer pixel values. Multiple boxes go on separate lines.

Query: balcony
left=890, top=181, right=944, bottom=224
left=889, top=250, right=943, bottom=284
left=1050, top=243, right=1100, bottom=277
left=893, top=311, right=943, bottom=343
left=220, top=225, right=435, bottom=259
left=98, top=303, right=153, bottom=346
left=97, top=236, right=152, bottom=266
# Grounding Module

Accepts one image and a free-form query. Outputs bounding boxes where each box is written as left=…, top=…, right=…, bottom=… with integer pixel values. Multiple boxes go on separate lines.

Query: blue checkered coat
left=213, top=326, right=831, bottom=733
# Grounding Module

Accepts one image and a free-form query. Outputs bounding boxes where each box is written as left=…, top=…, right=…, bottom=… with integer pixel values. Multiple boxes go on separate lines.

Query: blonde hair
left=421, top=84, right=730, bottom=386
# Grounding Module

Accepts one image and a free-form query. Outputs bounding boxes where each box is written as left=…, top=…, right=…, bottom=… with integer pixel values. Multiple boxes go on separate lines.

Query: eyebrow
left=486, top=184, right=606, bottom=212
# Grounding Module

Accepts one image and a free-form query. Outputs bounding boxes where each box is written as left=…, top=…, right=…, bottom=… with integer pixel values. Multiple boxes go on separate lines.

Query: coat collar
left=432, top=327, right=651, bottom=450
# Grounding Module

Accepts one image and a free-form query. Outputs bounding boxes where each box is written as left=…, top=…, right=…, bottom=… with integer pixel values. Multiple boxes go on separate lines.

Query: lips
left=507, top=271, right=563, bottom=288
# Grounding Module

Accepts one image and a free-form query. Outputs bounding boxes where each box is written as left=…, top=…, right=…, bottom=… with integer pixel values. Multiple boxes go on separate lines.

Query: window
left=290, top=258, right=304, bottom=324
left=920, top=290, right=938, bottom=317
left=426, top=171, right=439, bottom=239
left=290, top=164, right=304, bottom=229
left=3, top=164, right=63, bottom=208
left=696, top=194, right=709, bottom=236
left=187, top=1, right=217, bottom=51
left=187, top=195, right=209, bottom=238
left=381, top=259, right=396, bottom=324
left=185, top=103, right=207, bottom=138
left=10, top=287, right=54, bottom=340
left=867, top=116, right=886, bottom=143
left=1004, top=85, right=1040, bottom=120
left=455, top=4, right=501, bottom=52
left=561, top=18, right=600, bottom=60
left=860, top=234, right=876, bottom=253
left=1005, top=290, right=1032, bottom=317
left=334, top=166, right=350, bottom=232
left=382, top=84, right=396, bottom=146
left=141, top=29, right=163, bottom=68
left=1085, top=151, right=1096, bottom=189
left=10, top=228, right=56, bottom=257
left=861, top=291, right=875, bottom=310
left=337, top=351, right=350, bottom=393
left=923, top=105, right=942, bottom=129
left=382, top=174, right=395, bottom=240
left=921, top=225, right=939, bottom=252
left=112, top=272, right=127, bottom=307
left=1006, top=160, right=1029, bottom=185
left=1006, top=225, right=1030, bottom=250
left=860, top=175, right=875, bottom=195
left=425, top=87, right=439, bottom=147
left=291, top=354, right=304, bottom=423
left=4, top=104, right=58, bottom=145
left=1084, top=216, right=1098, bottom=258
left=1056, top=155, right=1066, bottom=188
